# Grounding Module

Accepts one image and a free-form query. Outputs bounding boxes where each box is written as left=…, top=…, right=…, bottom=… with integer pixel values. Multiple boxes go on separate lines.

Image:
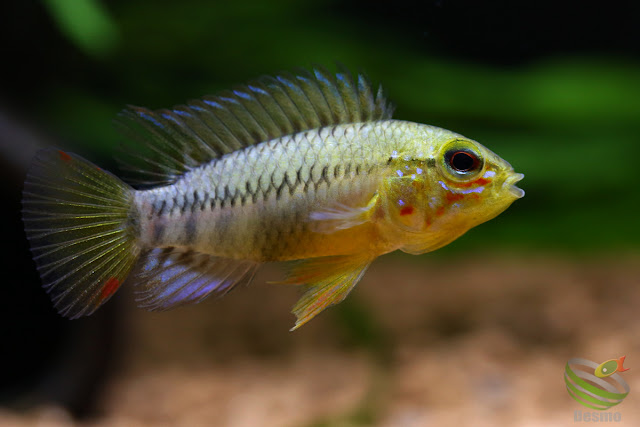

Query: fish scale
left=22, top=66, right=523, bottom=329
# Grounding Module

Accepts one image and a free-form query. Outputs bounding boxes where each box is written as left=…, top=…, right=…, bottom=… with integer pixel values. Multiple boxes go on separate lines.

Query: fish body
left=594, top=356, right=629, bottom=378
left=22, top=67, right=524, bottom=329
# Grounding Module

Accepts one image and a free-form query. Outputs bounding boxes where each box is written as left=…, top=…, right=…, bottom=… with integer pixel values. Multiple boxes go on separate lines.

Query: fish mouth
left=505, top=173, right=525, bottom=198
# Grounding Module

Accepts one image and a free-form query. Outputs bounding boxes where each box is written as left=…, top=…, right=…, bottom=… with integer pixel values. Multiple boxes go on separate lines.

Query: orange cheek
left=428, top=176, right=490, bottom=225
left=436, top=187, right=482, bottom=220
left=445, top=192, right=465, bottom=203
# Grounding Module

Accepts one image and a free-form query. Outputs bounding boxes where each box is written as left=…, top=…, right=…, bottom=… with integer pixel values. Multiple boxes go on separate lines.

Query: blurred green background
left=4, top=0, right=639, bottom=253
left=1, top=0, right=639, bottom=425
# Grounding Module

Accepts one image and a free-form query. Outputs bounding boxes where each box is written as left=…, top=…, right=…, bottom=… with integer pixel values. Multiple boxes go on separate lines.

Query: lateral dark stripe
left=184, top=215, right=197, bottom=244
left=152, top=219, right=165, bottom=244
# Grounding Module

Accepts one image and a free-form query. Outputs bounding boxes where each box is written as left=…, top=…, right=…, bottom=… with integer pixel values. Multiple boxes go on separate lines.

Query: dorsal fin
left=115, top=66, right=395, bottom=186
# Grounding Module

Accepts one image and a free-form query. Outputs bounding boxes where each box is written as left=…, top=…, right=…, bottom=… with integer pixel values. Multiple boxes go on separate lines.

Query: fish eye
left=447, top=150, right=479, bottom=172
left=439, top=140, right=485, bottom=180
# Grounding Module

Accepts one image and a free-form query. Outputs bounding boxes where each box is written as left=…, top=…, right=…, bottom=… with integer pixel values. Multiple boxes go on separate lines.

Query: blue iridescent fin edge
left=133, top=247, right=258, bottom=310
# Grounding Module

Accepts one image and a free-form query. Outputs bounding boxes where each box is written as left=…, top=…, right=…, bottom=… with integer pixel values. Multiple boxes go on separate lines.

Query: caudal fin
left=22, top=149, right=140, bottom=318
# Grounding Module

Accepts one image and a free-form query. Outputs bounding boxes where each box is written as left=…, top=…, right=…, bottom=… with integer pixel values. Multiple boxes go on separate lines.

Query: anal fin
left=277, top=254, right=373, bottom=330
left=134, top=248, right=258, bottom=310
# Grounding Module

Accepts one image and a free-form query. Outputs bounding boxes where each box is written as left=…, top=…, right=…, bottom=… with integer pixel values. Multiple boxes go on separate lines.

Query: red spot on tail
left=101, top=277, right=121, bottom=300
left=58, top=150, right=72, bottom=163
left=400, top=206, right=414, bottom=216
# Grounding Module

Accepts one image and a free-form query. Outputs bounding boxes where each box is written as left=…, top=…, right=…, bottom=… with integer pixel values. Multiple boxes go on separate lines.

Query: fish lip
left=505, top=172, right=525, bottom=198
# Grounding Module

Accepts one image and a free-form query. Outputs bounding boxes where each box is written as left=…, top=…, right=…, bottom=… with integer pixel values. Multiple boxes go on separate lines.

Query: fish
left=594, top=356, right=629, bottom=378
left=22, top=66, right=524, bottom=330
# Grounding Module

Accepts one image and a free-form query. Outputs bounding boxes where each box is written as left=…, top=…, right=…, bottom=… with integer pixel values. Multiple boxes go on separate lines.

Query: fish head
left=394, top=134, right=524, bottom=254
left=430, top=137, right=524, bottom=227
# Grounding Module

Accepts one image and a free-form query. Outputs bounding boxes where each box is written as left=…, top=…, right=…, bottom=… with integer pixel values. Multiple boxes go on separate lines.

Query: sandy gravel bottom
left=2, top=254, right=639, bottom=426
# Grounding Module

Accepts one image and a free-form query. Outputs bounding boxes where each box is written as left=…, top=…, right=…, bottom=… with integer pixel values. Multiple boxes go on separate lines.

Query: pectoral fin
left=308, top=194, right=378, bottom=234
left=277, top=254, right=374, bottom=330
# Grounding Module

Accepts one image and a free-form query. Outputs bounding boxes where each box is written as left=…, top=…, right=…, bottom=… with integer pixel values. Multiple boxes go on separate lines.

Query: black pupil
left=450, top=151, right=476, bottom=171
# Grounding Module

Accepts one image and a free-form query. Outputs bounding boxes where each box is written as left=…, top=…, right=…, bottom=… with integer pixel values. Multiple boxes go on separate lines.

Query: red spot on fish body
left=400, top=206, right=414, bottom=216
left=436, top=206, right=445, bottom=217
left=474, top=177, right=491, bottom=186
left=58, top=151, right=72, bottom=163
left=446, top=192, right=465, bottom=203
left=457, top=177, right=491, bottom=188
left=101, top=277, right=121, bottom=300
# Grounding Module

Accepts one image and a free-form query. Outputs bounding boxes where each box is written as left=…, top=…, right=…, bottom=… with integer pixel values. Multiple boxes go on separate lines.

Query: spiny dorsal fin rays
left=334, top=65, right=361, bottom=122
left=114, top=107, right=196, bottom=186
left=115, top=66, right=395, bottom=187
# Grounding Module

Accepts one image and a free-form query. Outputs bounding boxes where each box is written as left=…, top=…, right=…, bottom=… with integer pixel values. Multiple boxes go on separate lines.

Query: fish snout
left=504, top=172, right=525, bottom=199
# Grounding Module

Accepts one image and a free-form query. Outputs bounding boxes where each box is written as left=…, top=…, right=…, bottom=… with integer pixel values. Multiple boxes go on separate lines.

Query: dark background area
left=1, top=1, right=639, bottom=425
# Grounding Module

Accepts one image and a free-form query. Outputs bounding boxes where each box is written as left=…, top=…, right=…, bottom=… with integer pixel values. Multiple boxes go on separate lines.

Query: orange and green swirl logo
left=565, top=357, right=630, bottom=410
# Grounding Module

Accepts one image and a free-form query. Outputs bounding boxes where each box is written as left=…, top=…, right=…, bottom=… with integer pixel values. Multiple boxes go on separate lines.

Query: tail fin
left=22, top=149, right=140, bottom=318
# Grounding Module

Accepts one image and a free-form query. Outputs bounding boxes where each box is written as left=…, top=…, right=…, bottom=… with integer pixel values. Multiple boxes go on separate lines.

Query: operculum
left=380, top=174, right=434, bottom=234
